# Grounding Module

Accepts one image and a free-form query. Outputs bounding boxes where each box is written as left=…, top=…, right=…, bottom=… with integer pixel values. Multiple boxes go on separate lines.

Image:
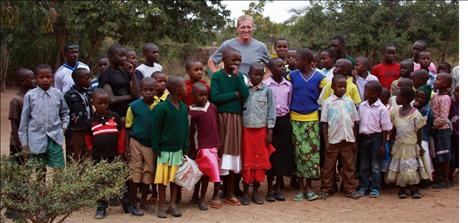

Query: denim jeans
left=358, top=133, right=383, bottom=191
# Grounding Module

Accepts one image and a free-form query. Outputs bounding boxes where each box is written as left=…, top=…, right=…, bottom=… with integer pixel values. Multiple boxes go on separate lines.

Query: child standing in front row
left=431, top=73, right=453, bottom=189
left=287, top=48, right=326, bottom=201
left=386, top=86, right=429, bottom=199
left=18, top=64, right=69, bottom=169
left=356, top=81, right=393, bottom=198
left=240, top=63, right=276, bottom=205
left=320, top=74, right=361, bottom=200
left=152, top=76, right=188, bottom=218
left=189, top=83, right=222, bottom=210
left=264, top=58, right=295, bottom=202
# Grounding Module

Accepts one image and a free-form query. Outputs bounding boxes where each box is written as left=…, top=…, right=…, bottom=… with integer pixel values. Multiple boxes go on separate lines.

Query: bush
left=0, top=156, right=128, bottom=223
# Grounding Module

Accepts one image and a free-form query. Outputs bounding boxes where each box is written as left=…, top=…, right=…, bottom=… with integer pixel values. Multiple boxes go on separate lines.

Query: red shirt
left=184, top=79, right=210, bottom=106
left=371, top=62, right=400, bottom=89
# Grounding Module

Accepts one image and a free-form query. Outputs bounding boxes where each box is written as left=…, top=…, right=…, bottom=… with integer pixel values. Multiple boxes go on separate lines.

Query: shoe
left=292, top=192, right=304, bottom=202
left=369, top=189, right=380, bottom=198
left=398, top=188, right=407, bottom=199
left=240, top=194, right=250, bottom=205
left=274, top=191, right=286, bottom=201
left=266, top=191, right=276, bottom=202
left=198, top=201, right=208, bottom=211
left=356, top=188, right=366, bottom=197
left=411, top=190, right=422, bottom=199
left=95, top=208, right=106, bottom=219
left=140, top=203, right=156, bottom=214
left=432, top=182, right=449, bottom=189
left=109, top=197, right=120, bottom=206
left=157, top=206, right=167, bottom=218
left=346, top=191, right=361, bottom=200
left=252, top=193, right=264, bottom=205
left=122, top=203, right=129, bottom=213
left=306, top=192, right=318, bottom=201
left=128, top=205, right=144, bottom=216
left=167, top=207, right=182, bottom=217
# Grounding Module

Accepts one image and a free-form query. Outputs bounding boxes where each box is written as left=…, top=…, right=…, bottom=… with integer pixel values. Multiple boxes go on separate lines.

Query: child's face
left=21, top=72, right=35, bottom=90
left=412, top=76, right=426, bottom=89
left=140, top=82, right=156, bottom=102
left=320, top=52, right=334, bottom=69
left=395, top=90, right=407, bottom=106
left=270, top=59, right=286, bottom=79
left=153, top=74, right=167, bottom=95
left=35, top=68, right=52, bottom=90
left=286, top=50, right=297, bottom=67
left=418, top=52, right=431, bottom=69
left=333, top=61, right=351, bottom=76
left=145, top=46, right=160, bottom=63
left=380, top=89, right=390, bottom=104
left=249, top=68, right=264, bottom=86
left=188, top=62, right=204, bottom=82
left=364, top=85, right=378, bottom=102
left=383, top=47, right=397, bottom=64
left=332, top=78, right=347, bottom=97
left=76, top=71, right=91, bottom=89
left=93, top=94, right=109, bottom=115
left=413, top=90, right=427, bottom=108
left=192, top=87, right=208, bottom=107
left=110, top=49, right=127, bottom=67
left=399, top=62, right=413, bottom=78
left=223, top=52, right=241, bottom=74
left=126, top=51, right=138, bottom=66
left=275, top=40, right=289, bottom=59
left=433, top=75, right=449, bottom=91
left=295, top=55, right=309, bottom=71
left=97, top=58, right=110, bottom=73
left=354, top=60, right=367, bottom=75
left=412, top=42, right=425, bottom=60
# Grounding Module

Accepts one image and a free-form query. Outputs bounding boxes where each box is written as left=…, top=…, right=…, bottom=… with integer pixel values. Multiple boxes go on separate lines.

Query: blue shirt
left=419, top=104, right=432, bottom=141
left=289, top=69, right=324, bottom=114
left=18, top=87, right=70, bottom=154
left=243, top=83, right=276, bottom=128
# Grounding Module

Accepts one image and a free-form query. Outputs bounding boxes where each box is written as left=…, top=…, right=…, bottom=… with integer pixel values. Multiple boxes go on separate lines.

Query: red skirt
left=242, top=127, right=275, bottom=183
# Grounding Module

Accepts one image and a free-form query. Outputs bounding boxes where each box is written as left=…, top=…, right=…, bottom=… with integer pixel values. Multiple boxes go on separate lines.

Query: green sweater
left=210, top=69, right=249, bottom=114
left=151, top=100, right=189, bottom=153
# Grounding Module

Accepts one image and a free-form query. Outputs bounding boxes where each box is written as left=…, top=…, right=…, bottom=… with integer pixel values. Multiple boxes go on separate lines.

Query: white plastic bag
left=175, top=155, right=203, bottom=191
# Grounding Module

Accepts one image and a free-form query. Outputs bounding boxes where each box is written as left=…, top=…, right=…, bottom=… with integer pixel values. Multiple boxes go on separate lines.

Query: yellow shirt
left=125, top=90, right=168, bottom=128
left=320, top=77, right=362, bottom=105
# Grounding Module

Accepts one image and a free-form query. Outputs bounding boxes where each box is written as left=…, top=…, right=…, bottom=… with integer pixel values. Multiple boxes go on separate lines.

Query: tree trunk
left=87, top=36, right=104, bottom=66
left=54, top=27, right=67, bottom=70
left=0, top=45, right=10, bottom=92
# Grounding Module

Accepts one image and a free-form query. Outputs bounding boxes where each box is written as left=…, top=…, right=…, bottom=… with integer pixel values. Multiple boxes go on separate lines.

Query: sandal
left=306, top=192, right=318, bottom=201
left=223, top=197, right=241, bottom=206
left=292, top=192, right=304, bottom=202
left=398, top=188, right=407, bottom=199
left=210, top=200, right=222, bottom=209
left=167, top=207, right=182, bottom=217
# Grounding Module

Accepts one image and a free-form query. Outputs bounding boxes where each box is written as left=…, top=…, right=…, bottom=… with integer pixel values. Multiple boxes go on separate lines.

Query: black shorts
left=434, top=128, right=452, bottom=163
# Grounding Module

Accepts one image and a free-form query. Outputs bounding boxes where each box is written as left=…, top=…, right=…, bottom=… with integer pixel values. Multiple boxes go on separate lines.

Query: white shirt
left=321, top=95, right=360, bottom=144
left=136, top=63, right=163, bottom=77
left=54, top=61, right=90, bottom=93
left=355, top=72, right=379, bottom=101
left=318, top=67, right=335, bottom=82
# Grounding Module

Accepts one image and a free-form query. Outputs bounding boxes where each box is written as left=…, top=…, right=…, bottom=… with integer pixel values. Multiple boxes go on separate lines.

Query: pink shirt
left=358, top=99, right=393, bottom=134
left=413, top=61, right=437, bottom=74
left=263, top=77, right=292, bottom=117
left=431, top=93, right=451, bottom=129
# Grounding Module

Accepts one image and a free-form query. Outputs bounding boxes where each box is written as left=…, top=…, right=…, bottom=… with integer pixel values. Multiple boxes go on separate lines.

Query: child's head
left=354, top=56, right=369, bottom=76
left=151, top=71, right=167, bottom=95
left=295, top=48, right=314, bottom=71
left=92, top=89, right=109, bottom=115
left=399, top=59, right=414, bottom=78
left=34, top=64, right=53, bottom=90
left=140, top=77, right=156, bottom=102
left=413, top=89, right=428, bottom=109
left=63, top=44, right=79, bottom=64
left=364, top=80, right=382, bottom=102
left=248, top=62, right=265, bottom=86
left=380, top=88, right=391, bottom=105
left=418, top=51, right=432, bottom=70
left=96, top=56, right=110, bottom=73
left=437, top=62, right=452, bottom=74
left=333, top=59, right=353, bottom=77
left=433, top=72, right=452, bottom=92
left=331, top=74, right=347, bottom=97
left=185, top=60, right=204, bottom=83
left=107, top=44, right=127, bottom=67
left=71, top=68, right=91, bottom=89
left=192, top=82, right=209, bottom=107
left=319, top=48, right=337, bottom=70
left=396, top=86, right=415, bottom=106
left=267, top=58, right=286, bottom=79
left=382, top=43, right=397, bottom=64
left=274, top=38, right=289, bottom=60
left=125, top=49, right=138, bottom=66
left=142, top=42, right=160, bottom=64
left=222, top=47, right=241, bottom=74
left=15, top=68, right=35, bottom=90
left=412, top=69, right=429, bottom=89
left=397, top=77, right=413, bottom=89
left=166, top=75, right=186, bottom=98
left=412, top=40, right=427, bottom=61
left=286, top=49, right=297, bottom=69
left=330, top=35, right=345, bottom=54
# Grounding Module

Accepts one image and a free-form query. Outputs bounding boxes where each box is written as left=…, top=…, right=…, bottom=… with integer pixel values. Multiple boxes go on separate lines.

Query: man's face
left=237, top=19, right=254, bottom=41
left=65, top=48, right=79, bottom=64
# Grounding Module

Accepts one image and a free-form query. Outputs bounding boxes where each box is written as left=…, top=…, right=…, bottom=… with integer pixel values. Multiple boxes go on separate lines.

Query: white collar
left=190, top=101, right=210, bottom=112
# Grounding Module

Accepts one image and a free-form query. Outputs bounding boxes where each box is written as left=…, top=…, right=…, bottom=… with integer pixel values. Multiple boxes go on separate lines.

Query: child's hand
left=419, top=146, right=425, bottom=155
left=266, top=129, right=273, bottom=146
left=124, top=61, right=135, bottom=76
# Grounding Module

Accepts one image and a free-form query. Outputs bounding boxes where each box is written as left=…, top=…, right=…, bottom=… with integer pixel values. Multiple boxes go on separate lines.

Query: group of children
left=8, top=37, right=459, bottom=219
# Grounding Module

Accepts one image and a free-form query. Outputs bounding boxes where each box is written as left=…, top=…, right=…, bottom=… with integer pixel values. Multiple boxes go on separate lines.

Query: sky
left=221, top=1, right=311, bottom=23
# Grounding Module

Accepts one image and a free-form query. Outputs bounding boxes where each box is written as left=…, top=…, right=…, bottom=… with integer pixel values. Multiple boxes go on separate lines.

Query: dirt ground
left=0, top=89, right=459, bottom=222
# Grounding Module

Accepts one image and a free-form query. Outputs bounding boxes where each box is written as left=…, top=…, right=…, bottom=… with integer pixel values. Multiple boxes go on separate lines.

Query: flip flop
left=223, top=197, right=241, bottom=206
left=210, top=200, right=222, bottom=209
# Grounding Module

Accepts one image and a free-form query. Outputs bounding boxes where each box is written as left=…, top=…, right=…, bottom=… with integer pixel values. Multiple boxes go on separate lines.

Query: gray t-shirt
left=210, top=38, right=271, bottom=76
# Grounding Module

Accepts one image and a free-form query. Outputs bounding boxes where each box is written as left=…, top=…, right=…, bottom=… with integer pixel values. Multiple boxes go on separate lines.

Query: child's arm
left=18, top=94, right=30, bottom=151
left=434, top=96, right=451, bottom=128
left=237, top=74, right=250, bottom=101
left=116, top=116, right=126, bottom=156
left=124, top=107, right=134, bottom=160
left=210, top=73, right=239, bottom=104
left=380, top=131, right=389, bottom=157
left=321, top=123, right=329, bottom=150
left=266, top=88, right=276, bottom=146
left=417, top=128, right=424, bottom=155
left=59, top=94, right=70, bottom=131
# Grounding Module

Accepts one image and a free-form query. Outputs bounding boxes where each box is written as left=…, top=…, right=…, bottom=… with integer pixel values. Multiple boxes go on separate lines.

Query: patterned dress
left=291, top=121, right=321, bottom=179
